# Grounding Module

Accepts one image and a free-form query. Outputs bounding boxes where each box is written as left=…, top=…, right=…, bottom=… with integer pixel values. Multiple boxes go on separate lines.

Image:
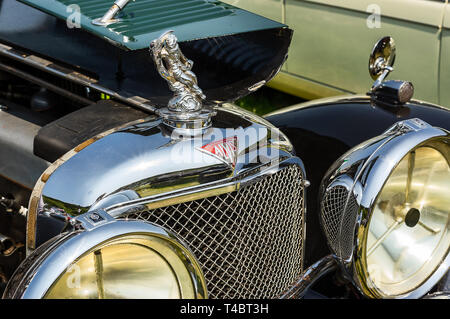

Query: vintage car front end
left=7, top=101, right=308, bottom=299
left=0, top=1, right=448, bottom=300
left=0, top=0, right=310, bottom=299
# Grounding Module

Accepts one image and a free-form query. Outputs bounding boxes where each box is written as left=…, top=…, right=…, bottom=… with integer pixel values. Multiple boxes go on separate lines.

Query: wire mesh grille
left=125, top=165, right=305, bottom=299
left=321, top=186, right=348, bottom=255
left=339, top=194, right=359, bottom=260
left=322, top=184, right=360, bottom=260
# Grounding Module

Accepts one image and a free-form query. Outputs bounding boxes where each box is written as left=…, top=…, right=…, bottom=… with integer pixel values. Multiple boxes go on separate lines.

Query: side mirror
left=368, top=37, right=413, bottom=105
left=369, top=36, right=396, bottom=83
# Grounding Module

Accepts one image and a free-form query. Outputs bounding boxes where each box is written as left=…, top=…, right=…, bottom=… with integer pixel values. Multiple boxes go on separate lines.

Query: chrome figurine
left=150, top=30, right=206, bottom=113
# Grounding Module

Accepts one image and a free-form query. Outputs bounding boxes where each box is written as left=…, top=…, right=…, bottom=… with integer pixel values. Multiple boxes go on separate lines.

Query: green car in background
left=223, top=0, right=450, bottom=107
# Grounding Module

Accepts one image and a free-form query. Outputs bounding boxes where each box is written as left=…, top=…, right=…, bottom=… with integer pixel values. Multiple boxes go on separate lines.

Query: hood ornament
left=150, top=31, right=216, bottom=130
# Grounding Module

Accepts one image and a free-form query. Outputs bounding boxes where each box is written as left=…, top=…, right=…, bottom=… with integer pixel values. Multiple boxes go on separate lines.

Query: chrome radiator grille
left=125, top=165, right=305, bottom=299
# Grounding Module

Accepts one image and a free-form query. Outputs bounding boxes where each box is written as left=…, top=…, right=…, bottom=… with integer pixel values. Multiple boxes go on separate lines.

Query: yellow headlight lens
left=45, top=235, right=200, bottom=299
left=365, top=146, right=450, bottom=297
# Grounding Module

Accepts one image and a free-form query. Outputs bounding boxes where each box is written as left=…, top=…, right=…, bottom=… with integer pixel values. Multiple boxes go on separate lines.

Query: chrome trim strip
left=279, top=255, right=338, bottom=299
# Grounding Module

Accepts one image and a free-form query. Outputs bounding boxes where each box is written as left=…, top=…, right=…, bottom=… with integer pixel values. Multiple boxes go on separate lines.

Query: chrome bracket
left=279, top=255, right=339, bottom=299
left=92, top=0, right=134, bottom=26
left=71, top=210, right=116, bottom=231
left=383, top=118, right=432, bottom=136
left=371, top=65, right=393, bottom=91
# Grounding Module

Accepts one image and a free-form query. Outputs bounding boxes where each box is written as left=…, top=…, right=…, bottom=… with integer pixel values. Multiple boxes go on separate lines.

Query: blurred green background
left=235, top=86, right=304, bottom=116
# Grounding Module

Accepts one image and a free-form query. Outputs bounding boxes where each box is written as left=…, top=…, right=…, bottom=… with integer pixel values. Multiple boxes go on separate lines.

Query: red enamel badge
left=200, top=136, right=238, bottom=167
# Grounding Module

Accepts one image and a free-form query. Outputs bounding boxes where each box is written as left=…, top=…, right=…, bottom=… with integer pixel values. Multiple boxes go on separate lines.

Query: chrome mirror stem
left=371, top=65, right=393, bottom=91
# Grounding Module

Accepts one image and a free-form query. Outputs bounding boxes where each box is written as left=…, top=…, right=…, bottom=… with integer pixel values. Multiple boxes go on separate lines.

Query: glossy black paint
left=265, top=95, right=450, bottom=267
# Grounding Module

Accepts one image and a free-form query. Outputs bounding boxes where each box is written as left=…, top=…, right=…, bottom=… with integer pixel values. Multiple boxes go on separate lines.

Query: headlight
left=3, top=212, right=207, bottom=299
left=320, top=118, right=449, bottom=298
left=366, top=145, right=449, bottom=296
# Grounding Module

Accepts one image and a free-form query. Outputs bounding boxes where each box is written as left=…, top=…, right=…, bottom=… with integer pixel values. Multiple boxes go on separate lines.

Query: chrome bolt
left=89, top=213, right=100, bottom=221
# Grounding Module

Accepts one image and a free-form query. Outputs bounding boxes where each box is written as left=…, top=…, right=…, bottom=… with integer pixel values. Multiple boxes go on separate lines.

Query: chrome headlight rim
left=320, top=118, right=450, bottom=299
left=357, top=139, right=450, bottom=299
left=3, top=215, right=208, bottom=299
